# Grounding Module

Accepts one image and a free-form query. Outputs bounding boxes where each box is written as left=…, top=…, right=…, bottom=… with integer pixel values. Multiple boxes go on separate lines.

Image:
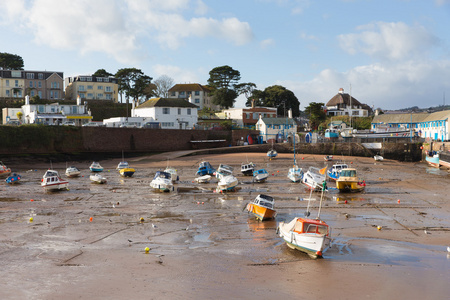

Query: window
left=194, top=91, right=200, bottom=96
left=87, top=85, right=93, bottom=90
left=54, top=91, right=59, bottom=98
left=72, top=106, right=78, bottom=114
left=162, top=122, right=174, bottom=127
left=51, top=82, right=60, bottom=89
left=5, top=80, right=9, bottom=87
left=29, top=81, right=33, bottom=88
left=38, top=105, right=45, bottom=113
left=38, top=81, right=42, bottom=88
left=38, top=73, right=44, bottom=79
left=31, top=90, right=35, bottom=97
left=27, top=73, right=34, bottom=79
left=195, top=98, right=200, bottom=103
left=187, top=108, right=191, bottom=115
left=97, top=93, right=103, bottom=99
left=171, top=91, right=176, bottom=96
left=104, top=78, right=109, bottom=82
left=97, top=86, right=103, bottom=90
left=50, top=91, right=53, bottom=98
left=97, top=77, right=103, bottom=82
left=15, top=80, right=19, bottom=87
left=180, top=91, right=185, bottom=96
left=105, top=86, right=111, bottom=92
left=5, top=90, right=10, bottom=96
left=87, top=93, right=94, bottom=98
left=11, top=71, right=21, bottom=77
left=105, top=94, right=112, bottom=100
left=78, top=85, right=85, bottom=91
left=163, top=108, right=170, bottom=114
left=38, top=91, right=42, bottom=98
left=178, top=108, right=181, bottom=114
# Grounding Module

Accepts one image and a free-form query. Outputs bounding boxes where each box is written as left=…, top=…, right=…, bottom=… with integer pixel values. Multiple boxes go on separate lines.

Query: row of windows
left=78, top=77, right=110, bottom=82
left=36, top=105, right=80, bottom=114
left=78, top=93, right=112, bottom=100
left=26, top=73, right=45, bottom=80
left=419, top=121, right=446, bottom=128
left=172, top=91, right=201, bottom=96
left=3, top=79, right=20, bottom=87
left=78, top=85, right=113, bottom=92
left=161, top=122, right=174, bottom=127
left=163, top=108, right=192, bottom=115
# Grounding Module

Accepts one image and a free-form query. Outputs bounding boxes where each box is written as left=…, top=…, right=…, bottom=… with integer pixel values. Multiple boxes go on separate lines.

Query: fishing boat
left=335, top=168, right=366, bottom=193
left=302, top=166, right=327, bottom=191
left=267, top=140, right=278, bottom=159
left=150, top=171, right=174, bottom=192
left=217, top=174, right=239, bottom=192
left=374, top=155, right=384, bottom=161
left=119, top=167, right=135, bottom=177
left=65, top=166, right=81, bottom=177
left=253, top=169, right=269, bottom=183
left=89, top=162, right=104, bottom=172
left=195, top=174, right=212, bottom=183
left=41, top=170, right=69, bottom=191
left=327, top=162, right=349, bottom=181
left=5, top=173, right=21, bottom=184
left=196, top=161, right=216, bottom=176
left=324, top=129, right=339, bottom=139
left=425, top=151, right=439, bottom=168
left=241, top=162, right=255, bottom=176
left=287, top=134, right=303, bottom=183
left=0, top=161, right=11, bottom=178
left=278, top=181, right=331, bottom=258
left=90, top=173, right=107, bottom=184
left=245, top=194, right=276, bottom=221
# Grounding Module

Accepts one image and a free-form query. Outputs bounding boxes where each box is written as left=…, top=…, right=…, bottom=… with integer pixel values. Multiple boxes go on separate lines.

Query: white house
left=325, top=88, right=370, bottom=117
left=168, top=83, right=219, bottom=111
left=256, top=116, right=297, bottom=143
left=132, top=97, right=198, bottom=129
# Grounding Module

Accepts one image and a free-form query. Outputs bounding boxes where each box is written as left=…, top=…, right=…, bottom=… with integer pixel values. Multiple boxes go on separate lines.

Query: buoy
left=344, top=200, right=348, bottom=204
left=145, top=247, right=150, bottom=253
left=202, top=202, right=204, bottom=205
left=140, top=217, right=144, bottom=222
left=302, top=157, right=304, bottom=160
left=89, top=217, right=93, bottom=222
left=398, top=199, right=400, bottom=204
left=29, top=217, right=33, bottom=222
left=197, top=201, right=200, bottom=204
left=377, top=226, right=382, bottom=230
left=277, top=170, right=279, bottom=173
left=30, top=199, right=34, bottom=202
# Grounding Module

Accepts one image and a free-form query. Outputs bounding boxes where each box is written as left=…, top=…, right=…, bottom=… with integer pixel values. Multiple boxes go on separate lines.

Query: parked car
left=6, top=120, right=21, bottom=126
left=140, top=122, right=161, bottom=129
left=63, top=121, right=76, bottom=126
left=82, top=122, right=100, bottom=127
left=120, top=123, right=137, bottom=128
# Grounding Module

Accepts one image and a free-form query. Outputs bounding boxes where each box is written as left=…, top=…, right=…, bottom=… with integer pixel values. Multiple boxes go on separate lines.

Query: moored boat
left=241, top=162, right=255, bottom=176
left=302, top=167, right=327, bottom=191
left=164, top=167, right=179, bottom=181
left=374, top=155, right=384, bottom=161
left=245, top=194, right=276, bottom=221
left=196, top=161, right=215, bottom=176
left=89, top=162, right=104, bottom=172
left=90, top=173, right=107, bottom=184
left=335, top=168, right=366, bottom=193
left=150, top=171, right=173, bottom=192
left=6, top=173, right=21, bottom=184
left=425, top=151, right=439, bottom=168
left=253, top=169, right=269, bottom=183
left=195, top=174, right=212, bottom=183
left=267, top=149, right=278, bottom=159
left=41, top=170, right=69, bottom=191
left=287, top=164, right=303, bottom=183
left=65, top=166, right=81, bottom=177
left=217, top=174, right=238, bottom=192
left=0, top=161, right=11, bottom=178
left=116, top=161, right=129, bottom=170
left=324, top=155, right=333, bottom=161
left=324, top=129, right=339, bottom=139
left=119, top=167, right=135, bottom=177
left=327, top=162, right=348, bottom=181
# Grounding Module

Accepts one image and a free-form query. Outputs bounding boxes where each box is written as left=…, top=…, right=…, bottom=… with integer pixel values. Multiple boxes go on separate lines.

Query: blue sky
left=1, top=0, right=450, bottom=110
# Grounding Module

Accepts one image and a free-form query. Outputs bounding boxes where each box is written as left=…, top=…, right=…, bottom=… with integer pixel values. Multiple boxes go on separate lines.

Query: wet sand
left=1, top=152, right=449, bottom=299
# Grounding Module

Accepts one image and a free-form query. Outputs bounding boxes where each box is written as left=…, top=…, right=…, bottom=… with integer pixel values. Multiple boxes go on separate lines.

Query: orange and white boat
left=0, top=161, right=12, bottom=178
left=245, top=194, right=276, bottom=221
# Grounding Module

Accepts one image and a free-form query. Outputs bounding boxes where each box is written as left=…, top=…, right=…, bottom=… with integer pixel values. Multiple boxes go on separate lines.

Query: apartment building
left=168, top=83, right=219, bottom=111
left=65, top=75, right=119, bottom=102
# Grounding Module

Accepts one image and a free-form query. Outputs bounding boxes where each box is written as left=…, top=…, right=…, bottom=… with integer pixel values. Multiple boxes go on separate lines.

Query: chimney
left=288, top=109, right=292, bottom=118
left=251, top=99, right=255, bottom=109
left=25, top=95, right=30, bottom=105
left=338, top=88, right=344, bottom=94
left=77, top=95, right=81, bottom=105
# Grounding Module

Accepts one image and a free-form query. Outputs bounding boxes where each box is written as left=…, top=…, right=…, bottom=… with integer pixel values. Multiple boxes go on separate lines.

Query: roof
left=137, top=97, right=198, bottom=109
left=422, top=110, right=450, bottom=122
left=259, top=117, right=296, bottom=125
left=168, top=83, right=211, bottom=92
left=326, top=92, right=362, bottom=107
left=372, top=113, right=429, bottom=124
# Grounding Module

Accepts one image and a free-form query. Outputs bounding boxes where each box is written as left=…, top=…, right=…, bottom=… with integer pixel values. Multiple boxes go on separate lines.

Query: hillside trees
left=0, top=53, right=24, bottom=70
left=304, top=102, right=326, bottom=130
left=115, top=68, right=153, bottom=105
left=245, top=85, right=300, bottom=117
left=152, top=75, right=175, bottom=98
left=93, top=69, right=113, bottom=77
left=207, top=65, right=241, bottom=108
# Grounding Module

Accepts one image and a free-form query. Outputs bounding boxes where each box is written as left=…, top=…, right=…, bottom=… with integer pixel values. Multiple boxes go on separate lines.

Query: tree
left=207, top=65, right=241, bottom=108
left=152, top=75, right=175, bottom=98
left=16, top=111, right=23, bottom=123
left=92, top=69, right=113, bottom=77
left=236, top=82, right=257, bottom=106
left=245, top=85, right=300, bottom=117
left=0, top=52, right=24, bottom=70
left=115, top=68, right=153, bottom=107
left=304, top=102, right=326, bottom=130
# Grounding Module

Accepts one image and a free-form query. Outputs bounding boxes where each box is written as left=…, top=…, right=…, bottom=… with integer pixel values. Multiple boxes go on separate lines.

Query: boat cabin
left=253, top=194, right=274, bottom=209
left=339, top=169, right=357, bottom=178
left=293, top=218, right=329, bottom=235
left=154, top=171, right=171, bottom=179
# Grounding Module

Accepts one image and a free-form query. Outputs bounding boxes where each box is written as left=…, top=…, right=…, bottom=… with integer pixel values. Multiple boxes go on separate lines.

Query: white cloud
left=338, top=22, right=439, bottom=61
left=280, top=60, right=450, bottom=110
left=195, top=0, right=208, bottom=15
left=153, top=64, right=199, bottom=83
left=260, top=38, right=275, bottom=49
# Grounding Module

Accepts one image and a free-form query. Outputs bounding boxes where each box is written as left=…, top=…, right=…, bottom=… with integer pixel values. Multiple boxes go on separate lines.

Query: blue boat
left=196, top=161, right=216, bottom=176
left=327, top=163, right=349, bottom=181
left=253, top=169, right=269, bottom=183
left=89, top=161, right=104, bottom=172
left=425, top=151, right=439, bottom=168
left=325, top=129, right=339, bottom=139
left=5, top=173, right=21, bottom=184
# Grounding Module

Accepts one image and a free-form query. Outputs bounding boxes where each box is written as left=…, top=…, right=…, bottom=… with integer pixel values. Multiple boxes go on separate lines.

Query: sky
left=1, top=0, right=450, bottom=111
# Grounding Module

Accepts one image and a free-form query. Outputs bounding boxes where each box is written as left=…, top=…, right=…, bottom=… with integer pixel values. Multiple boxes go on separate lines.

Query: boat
left=278, top=181, right=331, bottom=258
left=216, top=164, right=234, bottom=177
left=41, top=170, right=69, bottom=191
left=195, top=174, right=212, bottom=183
left=119, top=167, right=135, bottom=177
left=302, top=166, right=327, bottom=191
left=150, top=171, right=174, bottom=192
left=0, top=161, right=11, bottom=178
left=374, top=155, right=384, bottom=161
left=164, top=167, right=179, bottom=181
left=90, top=173, right=107, bottom=184
left=267, top=140, right=278, bottom=159
left=217, top=174, right=239, bottom=192
left=196, top=161, right=216, bottom=176
left=241, top=162, right=255, bottom=176
left=327, top=162, right=349, bottom=181
left=245, top=194, right=276, bottom=221
left=253, top=169, right=269, bottom=183
left=116, top=161, right=129, bottom=170
left=425, top=151, right=439, bottom=168
left=89, top=162, right=104, bottom=172
left=351, top=127, right=413, bottom=138
left=5, top=173, right=21, bottom=184
left=439, top=151, right=450, bottom=169
left=287, top=134, right=303, bottom=183
left=324, top=155, right=333, bottom=161
left=324, top=129, right=339, bottom=139
left=335, top=168, right=366, bottom=193
left=65, top=166, right=81, bottom=177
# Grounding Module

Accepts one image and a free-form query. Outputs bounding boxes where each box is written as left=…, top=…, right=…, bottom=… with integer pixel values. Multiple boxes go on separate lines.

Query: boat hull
left=195, top=175, right=212, bottom=183
left=336, top=179, right=365, bottom=192
left=150, top=180, right=173, bottom=192
left=246, top=203, right=276, bottom=221
left=278, top=223, right=331, bottom=258
left=6, top=174, right=21, bottom=184
left=41, top=182, right=69, bottom=191
left=120, top=168, right=135, bottom=177
left=217, top=176, right=238, bottom=191
left=439, top=152, right=450, bottom=169
left=425, top=155, right=439, bottom=168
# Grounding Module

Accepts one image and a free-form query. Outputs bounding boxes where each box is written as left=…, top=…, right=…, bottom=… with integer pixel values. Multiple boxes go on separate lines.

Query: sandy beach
left=1, top=152, right=449, bottom=299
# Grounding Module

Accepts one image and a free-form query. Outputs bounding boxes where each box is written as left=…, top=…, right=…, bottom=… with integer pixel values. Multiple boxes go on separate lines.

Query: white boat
left=89, top=162, right=104, bottom=172
left=267, top=140, right=277, bottom=159
left=90, top=173, right=107, bottom=184
left=195, top=174, right=212, bottom=183
left=302, top=166, right=326, bottom=191
left=327, top=162, right=349, bottom=181
left=253, top=169, right=269, bottom=183
left=287, top=164, right=303, bottom=183
left=324, top=155, right=333, bottom=161
left=374, top=155, right=384, bottom=161
left=164, top=167, right=179, bottom=182
left=65, top=166, right=81, bottom=177
left=0, top=161, right=12, bottom=178
left=116, top=161, right=129, bottom=170
left=150, top=171, right=174, bottom=192
left=245, top=194, right=276, bottom=221
left=41, top=170, right=69, bottom=191
left=241, top=162, right=255, bottom=176
left=217, top=174, right=238, bottom=192
left=216, top=164, right=234, bottom=178
left=278, top=184, right=331, bottom=258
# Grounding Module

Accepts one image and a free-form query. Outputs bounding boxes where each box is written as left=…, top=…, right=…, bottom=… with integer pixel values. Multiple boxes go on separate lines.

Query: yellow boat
left=335, top=168, right=365, bottom=193
left=245, top=194, right=276, bottom=221
left=120, top=167, right=135, bottom=177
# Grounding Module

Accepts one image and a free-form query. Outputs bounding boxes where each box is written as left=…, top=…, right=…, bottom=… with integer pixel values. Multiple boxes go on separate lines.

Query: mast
left=349, top=84, right=352, bottom=128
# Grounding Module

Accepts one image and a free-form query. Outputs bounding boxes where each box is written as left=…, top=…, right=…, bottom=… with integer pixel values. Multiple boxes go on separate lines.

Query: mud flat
left=0, top=152, right=449, bottom=299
